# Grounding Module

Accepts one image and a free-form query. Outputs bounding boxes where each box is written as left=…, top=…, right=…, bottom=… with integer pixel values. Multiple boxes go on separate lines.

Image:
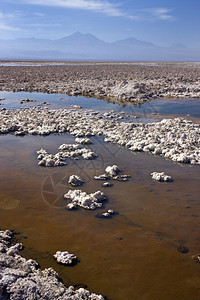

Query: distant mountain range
left=0, top=31, right=199, bottom=61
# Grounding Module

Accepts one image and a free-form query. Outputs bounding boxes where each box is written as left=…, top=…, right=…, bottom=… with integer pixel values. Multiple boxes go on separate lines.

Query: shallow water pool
left=0, top=93, right=200, bottom=299
left=0, top=91, right=200, bottom=119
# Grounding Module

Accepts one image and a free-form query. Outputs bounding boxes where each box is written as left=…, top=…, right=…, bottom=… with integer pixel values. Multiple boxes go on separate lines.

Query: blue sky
left=0, top=0, right=199, bottom=47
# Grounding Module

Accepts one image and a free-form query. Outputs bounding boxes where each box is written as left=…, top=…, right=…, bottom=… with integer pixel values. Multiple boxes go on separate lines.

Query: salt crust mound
left=0, top=230, right=104, bottom=300
left=151, top=172, right=173, bottom=182
left=53, top=251, right=77, bottom=265
left=64, top=190, right=107, bottom=210
left=0, top=107, right=200, bottom=165
left=94, top=165, right=130, bottom=181
left=68, top=175, right=84, bottom=186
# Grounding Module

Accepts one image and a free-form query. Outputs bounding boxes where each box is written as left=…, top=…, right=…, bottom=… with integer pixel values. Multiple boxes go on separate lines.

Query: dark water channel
left=0, top=92, right=200, bottom=299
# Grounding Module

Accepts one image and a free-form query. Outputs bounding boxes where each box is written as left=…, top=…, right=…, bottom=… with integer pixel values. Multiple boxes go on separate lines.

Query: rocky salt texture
left=0, top=64, right=200, bottom=103
left=75, top=137, right=92, bottom=145
left=37, top=148, right=66, bottom=167
left=37, top=143, right=97, bottom=167
left=102, top=182, right=112, bottom=187
left=0, top=230, right=104, bottom=300
left=102, top=209, right=114, bottom=218
left=95, top=165, right=130, bottom=181
left=151, top=172, right=173, bottom=182
left=64, top=190, right=107, bottom=210
left=53, top=251, right=77, bottom=265
left=0, top=107, right=200, bottom=165
left=68, top=175, right=84, bottom=186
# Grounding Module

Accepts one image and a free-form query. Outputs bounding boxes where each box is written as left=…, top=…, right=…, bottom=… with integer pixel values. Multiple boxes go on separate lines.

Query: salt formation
left=58, top=144, right=80, bottom=151
left=102, top=209, right=114, bottom=218
left=37, top=143, right=97, bottom=167
left=1, top=63, right=200, bottom=102
left=151, top=172, right=173, bottom=182
left=71, top=105, right=82, bottom=109
left=94, top=174, right=109, bottom=181
left=37, top=148, right=65, bottom=167
left=20, top=98, right=36, bottom=104
left=102, top=182, right=112, bottom=187
left=191, top=254, right=200, bottom=263
left=0, top=230, right=104, bottom=299
left=53, top=251, right=77, bottom=265
left=94, top=165, right=130, bottom=181
left=95, top=209, right=117, bottom=219
left=75, top=137, right=92, bottom=145
left=64, top=190, right=107, bottom=210
left=105, top=165, right=120, bottom=177
left=59, top=143, right=97, bottom=160
left=0, top=107, right=200, bottom=165
left=68, top=175, right=84, bottom=186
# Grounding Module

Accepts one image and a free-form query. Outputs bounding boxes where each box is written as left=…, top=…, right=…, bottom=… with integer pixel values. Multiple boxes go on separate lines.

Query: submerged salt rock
left=37, top=148, right=48, bottom=155
left=64, top=189, right=107, bottom=210
left=81, top=151, right=97, bottom=160
left=94, top=174, right=109, bottom=180
left=102, top=209, right=115, bottom=218
left=102, top=212, right=110, bottom=217
left=53, top=251, right=77, bottom=265
left=75, top=137, right=92, bottom=145
left=66, top=202, right=77, bottom=210
left=191, top=254, right=200, bottom=263
left=68, top=175, right=84, bottom=186
left=58, top=144, right=80, bottom=151
left=97, top=209, right=115, bottom=218
left=102, top=182, right=112, bottom=187
left=151, top=172, right=173, bottom=182
left=71, top=105, right=82, bottom=109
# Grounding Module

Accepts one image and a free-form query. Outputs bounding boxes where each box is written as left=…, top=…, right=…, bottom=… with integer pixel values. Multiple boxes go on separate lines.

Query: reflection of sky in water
left=0, top=91, right=200, bottom=118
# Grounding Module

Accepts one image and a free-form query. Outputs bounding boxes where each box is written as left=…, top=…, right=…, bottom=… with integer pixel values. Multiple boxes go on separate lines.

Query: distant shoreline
left=0, top=60, right=200, bottom=65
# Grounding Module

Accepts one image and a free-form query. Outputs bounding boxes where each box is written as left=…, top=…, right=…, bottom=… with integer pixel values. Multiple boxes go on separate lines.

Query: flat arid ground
left=0, top=61, right=200, bottom=300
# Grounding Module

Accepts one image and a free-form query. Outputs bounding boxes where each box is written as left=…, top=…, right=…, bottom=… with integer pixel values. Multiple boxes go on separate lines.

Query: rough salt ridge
left=0, top=107, right=200, bottom=165
left=0, top=230, right=104, bottom=300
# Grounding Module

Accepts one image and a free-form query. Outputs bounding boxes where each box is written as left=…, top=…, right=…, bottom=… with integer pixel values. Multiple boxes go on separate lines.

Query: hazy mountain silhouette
left=0, top=31, right=199, bottom=61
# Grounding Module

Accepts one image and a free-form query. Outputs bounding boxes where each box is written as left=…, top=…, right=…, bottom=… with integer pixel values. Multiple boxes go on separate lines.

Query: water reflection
left=0, top=90, right=200, bottom=119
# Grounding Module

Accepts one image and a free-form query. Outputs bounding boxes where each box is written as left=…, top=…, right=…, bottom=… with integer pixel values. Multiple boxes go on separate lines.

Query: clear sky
left=0, top=0, right=199, bottom=47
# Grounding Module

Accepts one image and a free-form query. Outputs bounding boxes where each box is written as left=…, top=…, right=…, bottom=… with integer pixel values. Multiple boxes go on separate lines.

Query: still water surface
left=0, top=93, right=200, bottom=299
left=0, top=90, right=200, bottom=118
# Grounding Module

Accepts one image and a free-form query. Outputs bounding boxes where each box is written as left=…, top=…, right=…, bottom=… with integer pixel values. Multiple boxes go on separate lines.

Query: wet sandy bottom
left=0, top=133, right=200, bottom=299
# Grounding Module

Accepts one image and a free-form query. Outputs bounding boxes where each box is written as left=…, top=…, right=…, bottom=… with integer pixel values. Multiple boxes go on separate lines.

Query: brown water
left=0, top=131, right=200, bottom=300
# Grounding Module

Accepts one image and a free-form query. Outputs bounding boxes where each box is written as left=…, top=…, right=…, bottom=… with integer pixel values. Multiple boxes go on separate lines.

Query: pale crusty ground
left=0, top=63, right=200, bottom=104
